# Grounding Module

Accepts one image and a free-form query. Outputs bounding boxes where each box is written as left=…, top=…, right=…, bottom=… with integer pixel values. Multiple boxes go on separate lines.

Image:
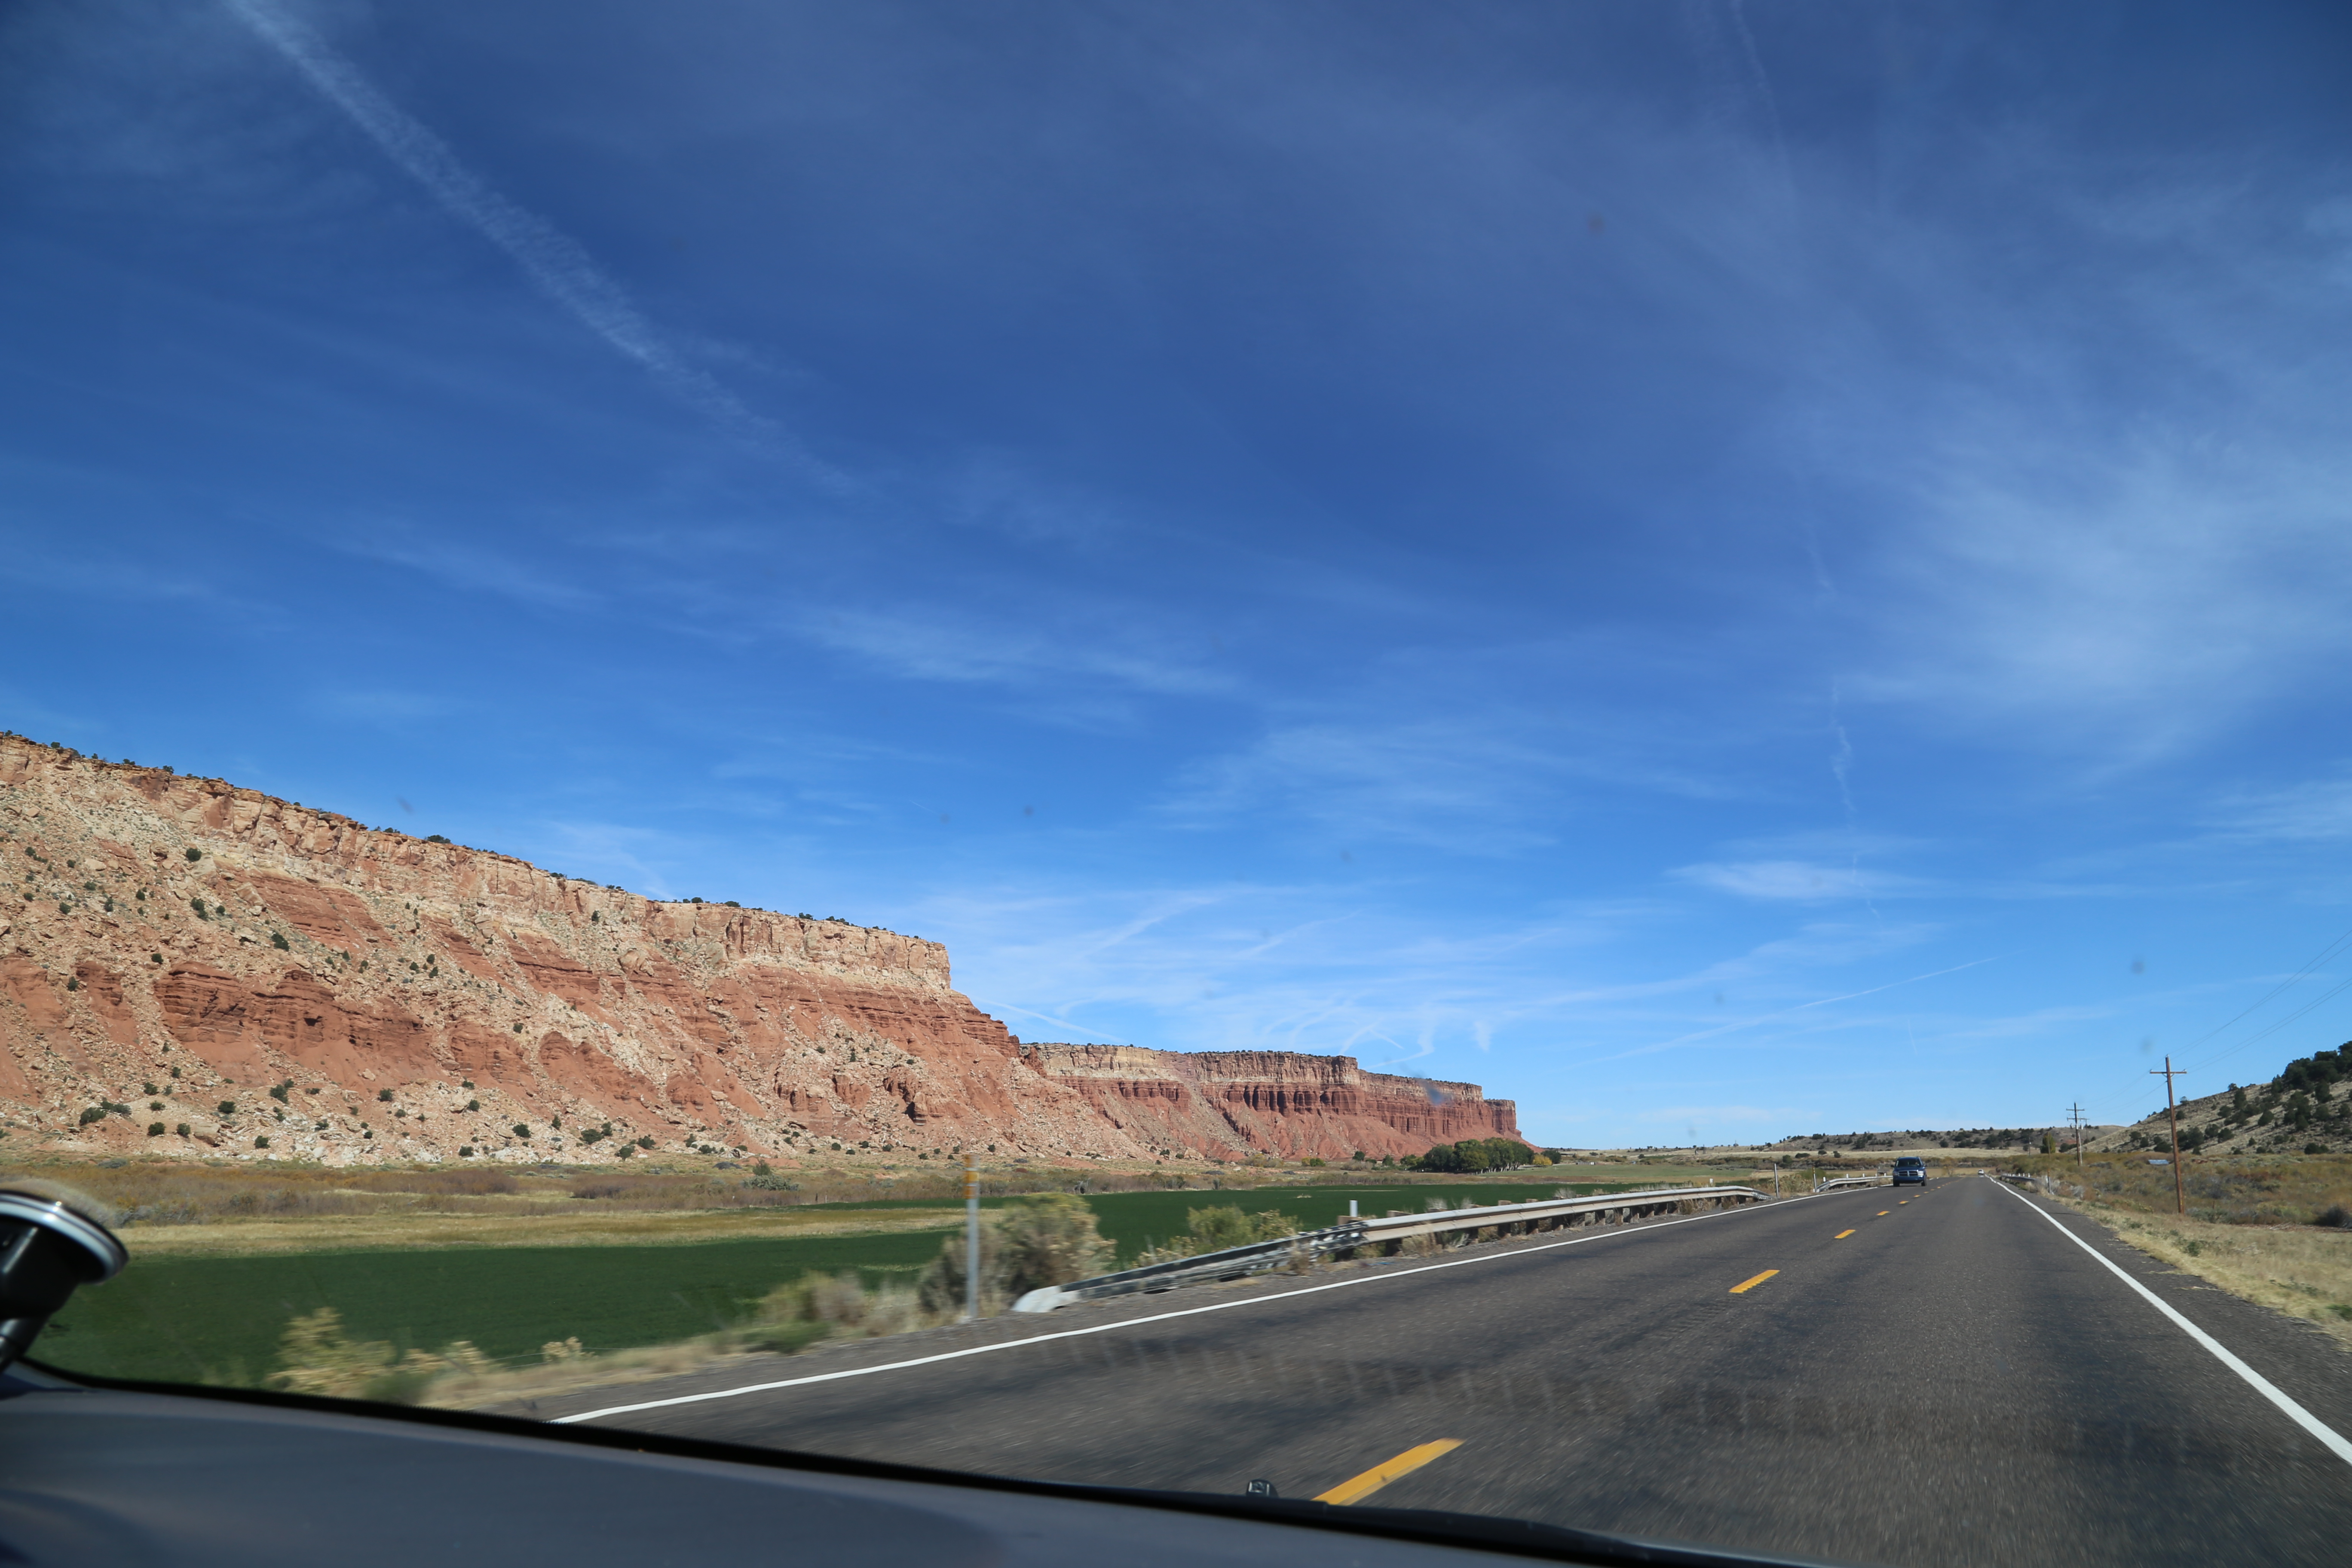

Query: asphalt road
left=539, top=1181, right=2352, bottom=1567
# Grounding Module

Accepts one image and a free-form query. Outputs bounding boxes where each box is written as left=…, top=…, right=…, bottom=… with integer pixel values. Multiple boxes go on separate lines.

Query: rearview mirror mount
left=0, top=1184, right=128, bottom=1373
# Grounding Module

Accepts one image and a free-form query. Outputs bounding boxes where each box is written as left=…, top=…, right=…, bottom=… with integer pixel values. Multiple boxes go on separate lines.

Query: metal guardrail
left=1009, top=1183, right=1769, bottom=1313
left=1813, top=1175, right=1885, bottom=1193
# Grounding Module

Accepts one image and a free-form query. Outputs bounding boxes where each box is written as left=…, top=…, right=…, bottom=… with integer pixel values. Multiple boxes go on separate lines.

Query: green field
left=41, top=1230, right=952, bottom=1387
left=36, top=1179, right=1642, bottom=1387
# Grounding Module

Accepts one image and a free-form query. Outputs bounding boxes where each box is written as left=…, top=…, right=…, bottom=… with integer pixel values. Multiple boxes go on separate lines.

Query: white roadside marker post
left=964, top=1149, right=980, bottom=1323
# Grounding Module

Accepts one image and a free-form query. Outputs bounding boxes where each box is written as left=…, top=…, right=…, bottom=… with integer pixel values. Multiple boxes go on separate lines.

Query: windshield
left=7, top=3, right=2352, bottom=1565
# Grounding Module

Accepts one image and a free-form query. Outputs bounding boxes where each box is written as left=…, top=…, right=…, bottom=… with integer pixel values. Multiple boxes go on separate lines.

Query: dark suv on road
left=1892, top=1157, right=1927, bottom=1187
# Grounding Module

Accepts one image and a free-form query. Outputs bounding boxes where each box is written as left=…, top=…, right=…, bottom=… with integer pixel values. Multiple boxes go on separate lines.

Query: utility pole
left=963, top=1148, right=980, bottom=1323
left=2067, top=1102, right=2086, bottom=1169
left=2150, top=1059, right=2186, bottom=1215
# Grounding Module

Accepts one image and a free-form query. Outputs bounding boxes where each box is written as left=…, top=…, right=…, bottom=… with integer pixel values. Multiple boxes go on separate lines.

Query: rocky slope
left=0, top=736, right=1516, bottom=1167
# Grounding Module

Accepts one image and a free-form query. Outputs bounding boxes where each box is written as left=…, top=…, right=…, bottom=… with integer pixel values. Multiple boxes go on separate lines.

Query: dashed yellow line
left=1729, top=1269, right=1779, bottom=1295
left=1877, top=1210, right=1890, bottom=1216
left=1834, top=1229, right=1855, bottom=1239
left=1315, top=1440, right=1463, bottom=1505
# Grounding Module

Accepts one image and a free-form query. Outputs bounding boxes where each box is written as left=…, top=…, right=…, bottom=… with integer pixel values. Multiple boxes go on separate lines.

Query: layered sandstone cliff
left=1024, top=1045, right=1516, bottom=1161
left=0, top=735, right=1516, bottom=1166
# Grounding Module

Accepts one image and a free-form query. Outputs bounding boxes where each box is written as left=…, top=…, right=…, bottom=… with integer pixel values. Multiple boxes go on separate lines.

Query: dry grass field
left=23, top=1159, right=962, bottom=1256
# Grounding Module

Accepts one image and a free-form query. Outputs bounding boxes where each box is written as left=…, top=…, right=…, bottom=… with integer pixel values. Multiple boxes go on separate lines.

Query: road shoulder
left=2009, top=1185, right=2352, bottom=1446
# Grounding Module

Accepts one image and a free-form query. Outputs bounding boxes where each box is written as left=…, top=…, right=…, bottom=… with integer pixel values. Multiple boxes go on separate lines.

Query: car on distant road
left=1892, top=1158, right=1928, bottom=1187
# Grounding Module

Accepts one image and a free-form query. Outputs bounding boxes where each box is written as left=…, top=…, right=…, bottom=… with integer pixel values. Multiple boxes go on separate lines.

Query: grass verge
left=2048, top=1192, right=2352, bottom=1349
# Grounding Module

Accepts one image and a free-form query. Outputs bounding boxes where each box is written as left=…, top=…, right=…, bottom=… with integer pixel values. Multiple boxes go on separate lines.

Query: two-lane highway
left=539, top=1182, right=2352, bottom=1567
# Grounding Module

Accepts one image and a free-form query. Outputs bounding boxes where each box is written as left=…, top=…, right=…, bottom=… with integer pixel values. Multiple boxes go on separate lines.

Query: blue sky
left=5, top=0, right=2351, bottom=1146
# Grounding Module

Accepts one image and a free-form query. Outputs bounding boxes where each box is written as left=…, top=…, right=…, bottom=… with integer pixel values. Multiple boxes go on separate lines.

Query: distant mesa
left=0, top=733, right=1515, bottom=1167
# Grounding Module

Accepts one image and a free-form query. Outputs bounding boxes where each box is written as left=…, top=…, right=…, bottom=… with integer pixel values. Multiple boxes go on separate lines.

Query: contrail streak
left=223, top=0, right=821, bottom=472
left=1580, top=955, right=2003, bottom=1065
left=994, top=1004, right=1129, bottom=1044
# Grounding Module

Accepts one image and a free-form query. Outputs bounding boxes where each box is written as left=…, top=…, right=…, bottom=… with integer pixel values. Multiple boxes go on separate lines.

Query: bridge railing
left=1010, top=1183, right=1769, bottom=1313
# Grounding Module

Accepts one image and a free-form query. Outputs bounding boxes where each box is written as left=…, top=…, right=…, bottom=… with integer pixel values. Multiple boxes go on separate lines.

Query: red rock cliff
left=0, top=736, right=1516, bottom=1167
left=1025, top=1044, right=1518, bottom=1161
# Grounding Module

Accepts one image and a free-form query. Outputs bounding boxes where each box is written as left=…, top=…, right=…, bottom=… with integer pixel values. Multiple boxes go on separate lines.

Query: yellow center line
left=1898, top=1200, right=1908, bottom=1205
left=1314, top=1439, right=1463, bottom=1505
left=1729, top=1268, right=1779, bottom=1294
left=1834, top=1229, right=1855, bottom=1239
left=1877, top=1210, right=1890, bottom=1216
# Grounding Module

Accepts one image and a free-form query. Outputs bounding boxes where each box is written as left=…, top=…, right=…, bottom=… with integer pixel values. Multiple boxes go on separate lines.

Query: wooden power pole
left=2150, top=1059, right=2186, bottom=1215
left=2067, top=1102, right=2086, bottom=1169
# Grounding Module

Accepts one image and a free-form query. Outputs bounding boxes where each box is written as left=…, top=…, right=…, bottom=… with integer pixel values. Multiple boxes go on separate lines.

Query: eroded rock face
left=0, top=737, right=1515, bottom=1166
left=1024, top=1045, right=1517, bottom=1161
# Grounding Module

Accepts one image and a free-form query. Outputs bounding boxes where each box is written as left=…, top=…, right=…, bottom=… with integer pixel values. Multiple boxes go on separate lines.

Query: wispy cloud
left=804, top=606, right=1233, bottom=702
left=1853, top=426, right=2352, bottom=755
left=2209, top=772, right=2352, bottom=844
left=223, top=0, right=823, bottom=472
left=346, top=533, right=600, bottom=611
left=526, top=818, right=706, bottom=900
left=1795, top=165, right=2352, bottom=760
left=1579, top=955, right=2003, bottom=1066
left=1159, top=705, right=1740, bottom=855
left=1672, top=859, right=1929, bottom=902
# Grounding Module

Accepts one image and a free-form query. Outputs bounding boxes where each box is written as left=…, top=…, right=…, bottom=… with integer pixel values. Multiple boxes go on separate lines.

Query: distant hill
left=1749, top=1127, right=2121, bottom=1155
left=2100, top=1046, right=2350, bottom=1158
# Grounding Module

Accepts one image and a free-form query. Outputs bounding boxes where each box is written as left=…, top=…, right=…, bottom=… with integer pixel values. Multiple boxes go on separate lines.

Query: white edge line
left=1991, top=1179, right=2352, bottom=1466
left=555, top=1187, right=1838, bottom=1425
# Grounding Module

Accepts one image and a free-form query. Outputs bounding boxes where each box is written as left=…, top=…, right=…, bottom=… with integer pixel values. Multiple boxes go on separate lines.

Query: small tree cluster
left=1412, top=1137, right=1536, bottom=1173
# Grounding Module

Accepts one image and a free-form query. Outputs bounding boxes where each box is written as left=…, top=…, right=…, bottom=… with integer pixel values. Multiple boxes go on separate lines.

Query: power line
left=2190, top=971, right=2352, bottom=1077
left=2177, top=922, right=2352, bottom=1071
left=2110, top=922, right=2352, bottom=1123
